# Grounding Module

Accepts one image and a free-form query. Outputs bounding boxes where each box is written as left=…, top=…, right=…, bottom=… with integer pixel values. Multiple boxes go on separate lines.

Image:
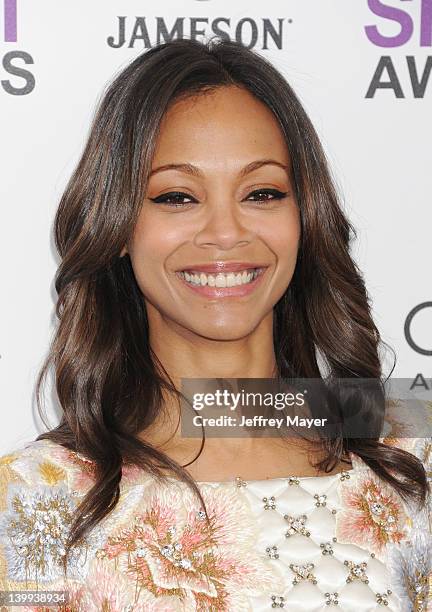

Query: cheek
left=130, top=211, right=183, bottom=267
left=258, top=208, right=301, bottom=262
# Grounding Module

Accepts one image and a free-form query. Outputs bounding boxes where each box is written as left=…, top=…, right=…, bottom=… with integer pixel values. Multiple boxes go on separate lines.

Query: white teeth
left=215, top=274, right=226, bottom=288
left=226, top=273, right=236, bottom=287
left=178, top=268, right=262, bottom=287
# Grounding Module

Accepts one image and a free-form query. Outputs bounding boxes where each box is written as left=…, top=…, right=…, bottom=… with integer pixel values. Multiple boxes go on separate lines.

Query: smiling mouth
left=176, top=267, right=266, bottom=288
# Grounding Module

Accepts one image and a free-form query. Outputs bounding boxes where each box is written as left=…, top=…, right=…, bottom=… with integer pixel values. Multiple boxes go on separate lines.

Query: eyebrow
left=148, top=159, right=290, bottom=178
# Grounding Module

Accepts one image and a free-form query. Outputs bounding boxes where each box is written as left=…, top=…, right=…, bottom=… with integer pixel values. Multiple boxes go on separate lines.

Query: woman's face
left=122, top=85, right=301, bottom=341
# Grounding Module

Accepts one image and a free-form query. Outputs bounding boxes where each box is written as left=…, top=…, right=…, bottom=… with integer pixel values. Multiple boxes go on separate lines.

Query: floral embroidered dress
left=0, top=438, right=431, bottom=611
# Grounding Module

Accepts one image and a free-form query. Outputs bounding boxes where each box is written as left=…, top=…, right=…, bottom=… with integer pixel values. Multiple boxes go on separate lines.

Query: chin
left=192, top=323, right=258, bottom=342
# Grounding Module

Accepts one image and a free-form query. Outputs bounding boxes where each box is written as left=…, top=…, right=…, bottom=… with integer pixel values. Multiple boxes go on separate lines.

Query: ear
left=120, top=245, right=128, bottom=257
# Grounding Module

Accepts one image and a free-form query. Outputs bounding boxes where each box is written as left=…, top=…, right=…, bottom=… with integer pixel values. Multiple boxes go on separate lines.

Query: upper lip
left=176, top=262, right=269, bottom=274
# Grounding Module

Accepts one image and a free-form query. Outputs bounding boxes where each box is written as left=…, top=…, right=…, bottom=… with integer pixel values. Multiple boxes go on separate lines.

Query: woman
left=0, top=37, right=430, bottom=611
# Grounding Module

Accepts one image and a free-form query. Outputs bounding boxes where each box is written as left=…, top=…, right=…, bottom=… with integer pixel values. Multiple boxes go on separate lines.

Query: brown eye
left=149, top=191, right=197, bottom=207
left=245, top=189, right=288, bottom=203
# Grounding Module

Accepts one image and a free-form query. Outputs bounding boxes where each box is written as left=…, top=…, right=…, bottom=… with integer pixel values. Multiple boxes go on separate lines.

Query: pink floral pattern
left=336, top=468, right=409, bottom=561
left=1, top=437, right=430, bottom=610
left=97, top=481, right=281, bottom=610
left=20, top=561, right=176, bottom=611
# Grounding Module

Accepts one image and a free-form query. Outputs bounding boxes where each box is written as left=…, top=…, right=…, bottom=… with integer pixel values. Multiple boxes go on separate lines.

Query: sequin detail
left=263, top=495, right=277, bottom=510
left=270, top=594, right=285, bottom=608
left=290, top=562, right=317, bottom=585
left=325, top=591, right=339, bottom=605
left=336, top=471, right=408, bottom=560
left=344, top=560, right=369, bottom=584
left=0, top=483, right=97, bottom=583
left=0, top=436, right=429, bottom=611
left=284, top=514, right=310, bottom=538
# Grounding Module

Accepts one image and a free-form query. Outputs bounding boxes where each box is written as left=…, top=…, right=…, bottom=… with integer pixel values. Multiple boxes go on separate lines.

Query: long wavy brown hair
left=35, top=37, right=429, bottom=560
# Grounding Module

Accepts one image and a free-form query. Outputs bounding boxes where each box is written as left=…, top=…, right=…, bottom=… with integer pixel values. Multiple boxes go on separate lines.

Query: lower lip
left=175, top=268, right=268, bottom=298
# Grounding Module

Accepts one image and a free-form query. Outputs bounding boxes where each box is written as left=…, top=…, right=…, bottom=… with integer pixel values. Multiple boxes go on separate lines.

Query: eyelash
left=149, top=189, right=289, bottom=208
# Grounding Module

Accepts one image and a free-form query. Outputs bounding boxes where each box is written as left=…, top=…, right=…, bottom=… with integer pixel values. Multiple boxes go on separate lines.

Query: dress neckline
left=33, top=438, right=359, bottom=485
left=169, top=468, right=354, bottom=488
left=189, top=451, right=357, bottom=485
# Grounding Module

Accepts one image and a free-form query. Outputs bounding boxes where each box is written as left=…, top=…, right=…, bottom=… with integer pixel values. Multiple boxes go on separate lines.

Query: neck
left=147, top=307, right=278, bottom=383
left=139, top=307, right=279, bottom=451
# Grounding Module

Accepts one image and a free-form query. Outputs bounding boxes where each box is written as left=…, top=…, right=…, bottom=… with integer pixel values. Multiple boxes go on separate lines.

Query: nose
left=193, top=199, right=255, bottom=250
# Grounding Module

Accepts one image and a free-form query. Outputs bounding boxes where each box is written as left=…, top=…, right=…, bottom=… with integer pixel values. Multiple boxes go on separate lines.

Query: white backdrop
left=1, top=0, right=431, bottom=454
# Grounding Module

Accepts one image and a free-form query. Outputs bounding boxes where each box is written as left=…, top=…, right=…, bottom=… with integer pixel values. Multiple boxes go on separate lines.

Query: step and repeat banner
left=1, top=0, right=431, bottom=452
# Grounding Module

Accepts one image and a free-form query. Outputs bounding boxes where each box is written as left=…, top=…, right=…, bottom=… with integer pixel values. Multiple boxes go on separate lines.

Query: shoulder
left=0, top=438, right=89, bottom=489
left=0, top=438, right=101, bottom=592
left=379, top=437, right=432, bottom=609
left=0, top=438, right=155, bottom=603
left=333, top=437, right=431, bottom=607
left=339, top=437, right=431, bottom=544
left=349, top=435, right=431, bottom=516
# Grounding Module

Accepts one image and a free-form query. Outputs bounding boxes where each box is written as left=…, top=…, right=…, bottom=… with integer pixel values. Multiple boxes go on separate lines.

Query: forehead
left=152, top=85, right=289, bottom=167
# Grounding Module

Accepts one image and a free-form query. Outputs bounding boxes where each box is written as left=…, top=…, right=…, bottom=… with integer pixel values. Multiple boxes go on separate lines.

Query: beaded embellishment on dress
left=0, top=437, right=430, bottom=611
